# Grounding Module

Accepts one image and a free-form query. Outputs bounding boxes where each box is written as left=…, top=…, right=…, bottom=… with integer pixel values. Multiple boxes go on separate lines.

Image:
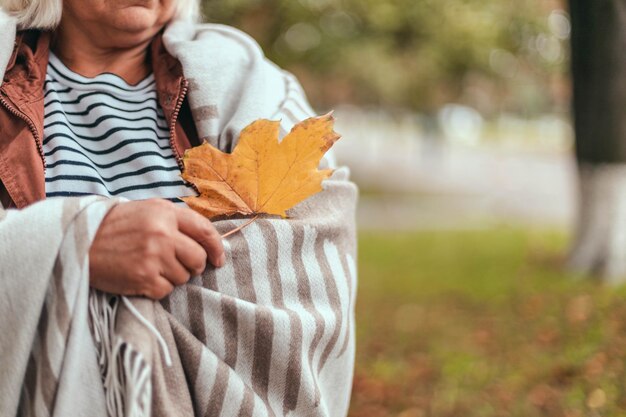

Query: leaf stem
left=220, top=215, right=259, bottom=238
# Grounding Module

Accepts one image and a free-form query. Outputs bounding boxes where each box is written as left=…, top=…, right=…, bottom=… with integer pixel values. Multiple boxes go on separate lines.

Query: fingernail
left=217, top=253, right=226, bottom=267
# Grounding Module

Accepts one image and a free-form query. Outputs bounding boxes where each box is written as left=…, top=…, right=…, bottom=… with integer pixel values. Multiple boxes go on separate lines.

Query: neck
left=51, top=22, right=152, bottom=85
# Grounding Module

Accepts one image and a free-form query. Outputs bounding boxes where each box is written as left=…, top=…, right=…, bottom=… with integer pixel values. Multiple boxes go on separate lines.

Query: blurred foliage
left=202, top=0, right=569, bottom=116
left=353, top=228, right=626, bottom=416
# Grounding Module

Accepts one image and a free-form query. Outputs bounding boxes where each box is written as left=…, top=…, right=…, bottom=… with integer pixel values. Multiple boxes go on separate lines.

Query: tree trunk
left=567, top=0, right=626, bottom=282
left=568, top=164, right=626, bottom=283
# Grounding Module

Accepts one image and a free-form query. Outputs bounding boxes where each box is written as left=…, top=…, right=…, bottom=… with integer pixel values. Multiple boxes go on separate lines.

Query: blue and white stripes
left=42, top=52, right=194, bottom=202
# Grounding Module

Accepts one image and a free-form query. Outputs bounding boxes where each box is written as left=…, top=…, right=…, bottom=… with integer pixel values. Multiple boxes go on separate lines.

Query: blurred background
left=202, top=1, right=626, bottom=416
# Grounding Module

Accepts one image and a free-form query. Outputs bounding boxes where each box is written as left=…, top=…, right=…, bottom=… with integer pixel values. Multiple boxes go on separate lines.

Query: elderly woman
left=0, top=1, right=357, bottom=417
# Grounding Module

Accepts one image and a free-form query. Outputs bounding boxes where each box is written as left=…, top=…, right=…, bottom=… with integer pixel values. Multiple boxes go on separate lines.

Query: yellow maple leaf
left=180, top=113, right=340, bottom=219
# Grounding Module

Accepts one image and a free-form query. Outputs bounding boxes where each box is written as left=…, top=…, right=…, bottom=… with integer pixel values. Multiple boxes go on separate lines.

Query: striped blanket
left=0, top=197, right=121, bottom=417
left=0, top=16, right=357, bottom=417
left=152, top=166, right=357, bottom=416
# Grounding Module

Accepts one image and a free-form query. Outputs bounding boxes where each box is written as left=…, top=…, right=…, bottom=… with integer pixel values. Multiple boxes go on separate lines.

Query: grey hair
left=0, top=0, right=202, bottom=30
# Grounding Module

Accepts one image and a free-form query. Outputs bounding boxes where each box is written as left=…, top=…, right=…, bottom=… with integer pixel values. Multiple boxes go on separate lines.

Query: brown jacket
left=0, top=30, right=200, bottom=209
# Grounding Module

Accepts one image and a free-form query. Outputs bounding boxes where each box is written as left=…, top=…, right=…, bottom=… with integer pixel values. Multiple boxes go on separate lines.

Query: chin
left=109, top=6, right=163, bottom=34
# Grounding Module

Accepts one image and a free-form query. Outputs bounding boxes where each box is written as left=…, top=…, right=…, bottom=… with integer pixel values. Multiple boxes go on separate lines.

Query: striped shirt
left=43, top=52, right=195, bottom=203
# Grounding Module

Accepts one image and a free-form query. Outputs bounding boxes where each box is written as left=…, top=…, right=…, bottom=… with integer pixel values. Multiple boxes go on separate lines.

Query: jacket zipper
left=0, top=92, right=46, bottom=172
left=169, top=78, right=189, bottom=170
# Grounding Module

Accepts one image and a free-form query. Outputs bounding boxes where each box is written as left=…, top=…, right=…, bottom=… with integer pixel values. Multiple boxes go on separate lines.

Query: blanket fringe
left=89, top=292, right=152, bottom=417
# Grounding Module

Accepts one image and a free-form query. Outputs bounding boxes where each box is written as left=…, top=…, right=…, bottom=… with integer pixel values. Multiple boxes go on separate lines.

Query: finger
left=160, top=255, right=191, bottom=286
left=146, top=277, right=175, bottom=300
left=173, top=232, right=207, bottom=276
left=174, top=205, right=225, bottom=267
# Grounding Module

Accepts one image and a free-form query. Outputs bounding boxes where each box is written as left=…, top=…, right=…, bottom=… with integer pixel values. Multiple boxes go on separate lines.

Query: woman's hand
left=89, top=199, right=225, bottom=300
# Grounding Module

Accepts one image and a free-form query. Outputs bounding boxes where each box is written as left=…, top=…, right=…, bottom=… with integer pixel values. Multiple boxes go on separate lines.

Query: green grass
left=350, top=228, right=626, bottom=417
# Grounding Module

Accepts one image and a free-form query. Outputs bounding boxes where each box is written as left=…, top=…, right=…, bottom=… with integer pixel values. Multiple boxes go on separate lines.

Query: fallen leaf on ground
left=181, top=113, right=340, bottom=218
left=587, top=388, right=607, bottom=409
